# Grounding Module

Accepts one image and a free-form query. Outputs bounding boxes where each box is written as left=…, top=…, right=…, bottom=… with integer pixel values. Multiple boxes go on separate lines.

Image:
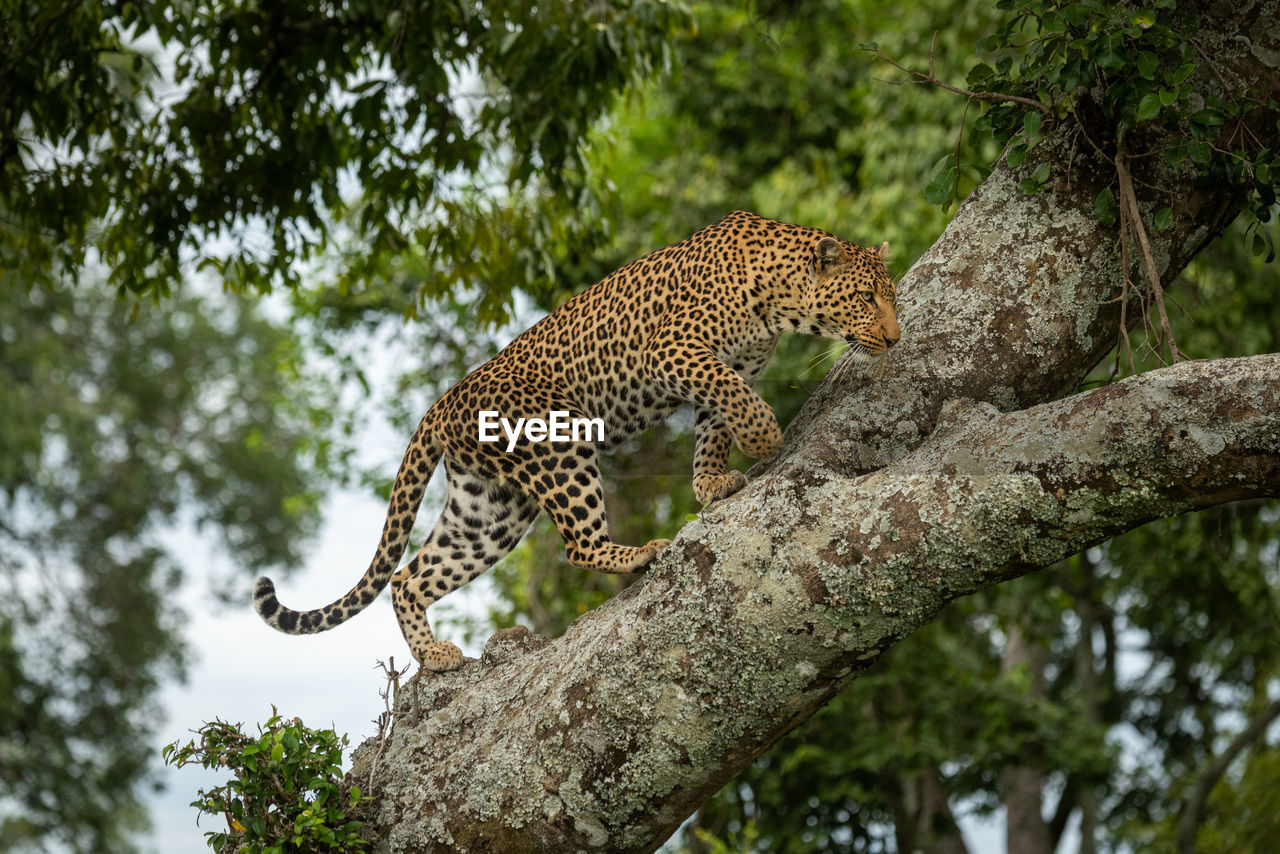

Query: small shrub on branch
left=163, top=709, right=370, bottom=853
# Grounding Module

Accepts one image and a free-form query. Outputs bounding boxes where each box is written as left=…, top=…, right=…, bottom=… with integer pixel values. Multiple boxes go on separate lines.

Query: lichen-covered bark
left=345, top=3, right=1280, bottom=851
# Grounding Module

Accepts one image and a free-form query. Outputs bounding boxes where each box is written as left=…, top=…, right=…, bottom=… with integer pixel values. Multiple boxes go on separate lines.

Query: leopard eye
left=859, top=291, right=876, bottom=304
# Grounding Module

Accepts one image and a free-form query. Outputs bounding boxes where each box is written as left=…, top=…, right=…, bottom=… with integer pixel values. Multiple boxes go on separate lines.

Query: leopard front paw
left=694, top=470, right=748, bottom=504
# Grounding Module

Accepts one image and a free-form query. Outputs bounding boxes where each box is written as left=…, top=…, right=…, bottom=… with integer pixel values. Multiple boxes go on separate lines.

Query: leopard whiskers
left=828, top=342, right=879, bottom=384
left=806, top=343, right=847, bottom=374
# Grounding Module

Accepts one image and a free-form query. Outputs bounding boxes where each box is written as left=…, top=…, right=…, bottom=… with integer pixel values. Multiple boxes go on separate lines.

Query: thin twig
left=1063, top=124, right=1079, bottom=189
left=867, top=31, right=1054, bottom=120
left=1114, top=219, right=1134, bottom=377
left=367, top=656, right=411, bottom=795
left=954, top=94, right=973, bottom=193
left=1072, top=112, right=1113, bottom=164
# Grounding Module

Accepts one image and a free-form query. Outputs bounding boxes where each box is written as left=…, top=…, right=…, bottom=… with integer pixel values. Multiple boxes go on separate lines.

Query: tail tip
left=253, top=576, right=279, bottom=619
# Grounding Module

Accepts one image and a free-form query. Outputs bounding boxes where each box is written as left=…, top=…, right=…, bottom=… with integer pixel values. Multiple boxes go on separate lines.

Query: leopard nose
left=883, top=333, right=900, bottom=348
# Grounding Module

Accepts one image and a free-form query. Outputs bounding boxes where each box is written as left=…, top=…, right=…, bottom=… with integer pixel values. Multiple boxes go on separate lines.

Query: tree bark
left=344, top=3, right=1280, bottom=850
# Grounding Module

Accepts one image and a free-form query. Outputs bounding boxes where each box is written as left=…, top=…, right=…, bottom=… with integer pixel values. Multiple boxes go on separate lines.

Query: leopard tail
left=253, top=423, right=442, bottom=635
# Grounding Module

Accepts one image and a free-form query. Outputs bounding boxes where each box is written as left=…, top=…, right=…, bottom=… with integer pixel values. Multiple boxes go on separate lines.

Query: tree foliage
left=164, top=711, right=370, bottom=854
left=965, top=0, right=1277, bottom=226
left=0, top=0, right=688, bottom=311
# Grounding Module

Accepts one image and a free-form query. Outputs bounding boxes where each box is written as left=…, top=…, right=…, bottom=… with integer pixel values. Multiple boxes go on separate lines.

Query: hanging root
left=1115, top=147, right=1182, bottom=366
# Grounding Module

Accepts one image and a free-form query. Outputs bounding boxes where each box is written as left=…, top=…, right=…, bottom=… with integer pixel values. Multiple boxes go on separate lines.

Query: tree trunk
left=1002, top=624, right=1054, bottom=854
left=894, top=769, right=970, bottom=854
left=344, top=3, right=1280, bottom=850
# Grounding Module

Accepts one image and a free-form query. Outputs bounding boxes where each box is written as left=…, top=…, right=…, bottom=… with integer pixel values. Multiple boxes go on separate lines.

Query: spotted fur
left=254, top=211, right=901, bottom=671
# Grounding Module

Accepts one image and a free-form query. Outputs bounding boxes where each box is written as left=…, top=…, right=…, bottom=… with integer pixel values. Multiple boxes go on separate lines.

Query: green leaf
left=1191, top=108, right=1225, bottom=126
left=1167, top=62, right=1195, bottom=85
left=1159, top=87, right=1178, bottom=106
left=967, top=62, right=996, bottom=86
left=1131, top=10, right=1158, bottom=29
left=1137, top=93, right=1162, bottom=122
left=1250, top=229, right=1275, bottom=262
left=1136, top=51, right=1159, bottom=80
left=967, top=163, right=994, bottom=181
left=1153, top=206, right=1172, bottom=232
left=1023, top=111, right=1043, bottom=142
left=1094, top=186, right=1118, bottom=226
left=1031, top=161, right=1051, bottom=185
left=1007, top=142, right=1029, bottom=167
left=924, top=164, right=958, bottom=205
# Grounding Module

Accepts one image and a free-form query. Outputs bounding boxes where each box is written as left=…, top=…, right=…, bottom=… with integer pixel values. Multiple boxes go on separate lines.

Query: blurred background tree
left=0, top=285, right=342, bottom=850
left=3, top=0, right=1277, bottom=851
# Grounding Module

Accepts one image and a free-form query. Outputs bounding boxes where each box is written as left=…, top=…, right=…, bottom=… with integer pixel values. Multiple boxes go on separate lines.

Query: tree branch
left=866, top=31, right=1054, bottom=120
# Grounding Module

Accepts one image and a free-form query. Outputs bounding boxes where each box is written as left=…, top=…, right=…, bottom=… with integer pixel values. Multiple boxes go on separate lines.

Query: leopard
left=254, top=210, right=901, bottom=671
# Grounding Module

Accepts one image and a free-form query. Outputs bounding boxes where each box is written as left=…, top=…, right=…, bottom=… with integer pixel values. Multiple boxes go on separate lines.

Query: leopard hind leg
left=517, top=441, right=670, bottom=574
left=391, top=462, right=537, bottom=671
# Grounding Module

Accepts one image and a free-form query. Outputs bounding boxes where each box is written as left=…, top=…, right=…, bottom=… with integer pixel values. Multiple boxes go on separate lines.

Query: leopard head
left=804, top=236, right=901, bottom=359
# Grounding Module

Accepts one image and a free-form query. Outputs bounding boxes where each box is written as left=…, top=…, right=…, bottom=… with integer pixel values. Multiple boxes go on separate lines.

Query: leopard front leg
left=645, top=341, right=783, bottom=460
left=692, top=407, right=747, bottom=504
left=726, top=394, right=783, bottom=460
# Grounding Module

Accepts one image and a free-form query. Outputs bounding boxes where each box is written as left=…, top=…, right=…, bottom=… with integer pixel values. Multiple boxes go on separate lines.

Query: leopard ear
left=815, top=236, right=845, bottom=274
left=876, top=241, right=890, bottom=261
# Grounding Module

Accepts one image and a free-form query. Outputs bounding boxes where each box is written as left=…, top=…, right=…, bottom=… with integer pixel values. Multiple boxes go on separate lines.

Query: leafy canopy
left=0, top=283, right=342, bottom=852
left=1, top=0, right=689, bottom=312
